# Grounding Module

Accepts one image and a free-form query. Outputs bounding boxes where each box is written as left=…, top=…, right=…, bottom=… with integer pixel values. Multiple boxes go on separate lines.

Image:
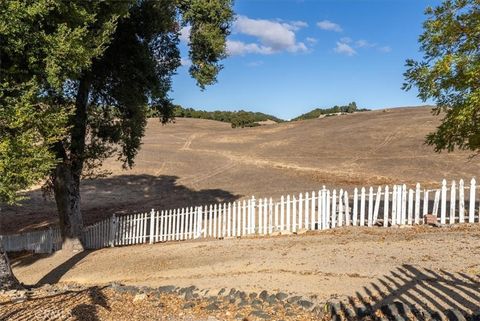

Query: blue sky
left=171, top=0, right=441, bottom=120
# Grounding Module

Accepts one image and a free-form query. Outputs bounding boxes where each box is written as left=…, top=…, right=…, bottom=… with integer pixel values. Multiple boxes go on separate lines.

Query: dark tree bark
left=0, top=249, right=21, bottom=291
left=53, top=75, right=91, bottom=247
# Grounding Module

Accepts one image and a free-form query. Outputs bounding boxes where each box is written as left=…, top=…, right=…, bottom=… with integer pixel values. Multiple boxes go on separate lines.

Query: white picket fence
left=81, top=178, right=480, bottom=250
left=0, top=227, right=62, bottom=253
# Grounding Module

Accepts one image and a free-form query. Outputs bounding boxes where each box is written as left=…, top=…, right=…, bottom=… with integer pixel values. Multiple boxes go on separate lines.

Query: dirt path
left=12, top=225, right=480, bottom=314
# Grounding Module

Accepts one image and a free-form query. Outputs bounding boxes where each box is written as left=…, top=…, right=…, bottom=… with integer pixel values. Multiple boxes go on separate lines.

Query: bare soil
left=3, top=106, right=480, bottom=233
left=11, top=225, right=480, bottom=315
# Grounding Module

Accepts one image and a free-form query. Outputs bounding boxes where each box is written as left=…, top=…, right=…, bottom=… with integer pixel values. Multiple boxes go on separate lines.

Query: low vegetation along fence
left=1, top=178, right=479, bottom=252
left=82, top=178, right=480, bottom=250
left=0, top=227, right=62, bottom=254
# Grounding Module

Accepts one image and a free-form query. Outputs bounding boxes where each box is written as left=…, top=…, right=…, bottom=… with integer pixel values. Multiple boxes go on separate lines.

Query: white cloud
left=306, top=37, right=317, bottom=44
left=355, top=39, right=376, bottom=48
left=333, top=37, right=391, bottom=56
left=378, top=45, right=392, bottom=53
left=334, top=41, right=356, bottom=56
left=317, top=20, right=342, bottom=32
left=179, top=25, right=191, bottom=43
left=229, top=15, right=309, bottom=55
left=226, top=40, right=274, bottom=55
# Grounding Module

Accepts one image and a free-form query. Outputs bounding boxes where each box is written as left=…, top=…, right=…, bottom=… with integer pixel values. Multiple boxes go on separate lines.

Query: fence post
left=110, top=214, right=117, bottom=247
left=469, top=178, right=476, bottom=223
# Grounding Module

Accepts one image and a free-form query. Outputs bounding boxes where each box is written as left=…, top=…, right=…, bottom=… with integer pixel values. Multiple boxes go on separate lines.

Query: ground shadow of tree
left=329, top=264, right=480, bottom=320
left=2, top=174, right=242, bottom=233
left=0, top=286, right=109, bottom=321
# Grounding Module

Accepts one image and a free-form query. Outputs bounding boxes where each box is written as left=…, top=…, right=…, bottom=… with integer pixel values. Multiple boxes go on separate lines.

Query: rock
left=133, top=293, right=147, bottom=302
left=252, top=299, right=263, bottom=307
left=158, top=285, right=176, bottom=293
left=183, top=302, right=195, bottom=309
left=250, top=310, right=271, bottom=320
left=229, top=288, right=237, bottom=296
left=184, top=289, right=194, bottom=301
left=446, top=309, right=466, bottom=321
left=249, top=292, right=257, bottom=300
left=218, top=288, right=226, bottom=296
left=265, top=294, right=277, bottom=305
left=275, top=292, right=288, bottom=301
left=286, top=296, right=302, bottom=304
left=10, top=297, right=27, bottom=303
left=118, top=285, right=138, bottom=295
left=259, top=290, right=269, bottom=301
left=205, top=303, right=220, bottom=311
left=297, top=300, right=314, bottom=309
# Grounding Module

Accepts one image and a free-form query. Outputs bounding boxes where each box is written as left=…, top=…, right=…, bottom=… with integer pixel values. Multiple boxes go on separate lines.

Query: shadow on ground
left=331, top=264, right=480, bottom=320
left=0, top=286, right=109, bottom=321
left=2, top=174, right=241, bottom=233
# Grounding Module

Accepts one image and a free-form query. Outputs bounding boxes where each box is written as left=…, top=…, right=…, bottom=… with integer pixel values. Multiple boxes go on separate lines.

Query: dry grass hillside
left=3, top=106, right=480, bottom=233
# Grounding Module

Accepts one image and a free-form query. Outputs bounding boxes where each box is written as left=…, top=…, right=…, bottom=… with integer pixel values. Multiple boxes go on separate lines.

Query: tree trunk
left=53, top=75, right=91, bottom=249
left=0, top=248, right=20, bottom=291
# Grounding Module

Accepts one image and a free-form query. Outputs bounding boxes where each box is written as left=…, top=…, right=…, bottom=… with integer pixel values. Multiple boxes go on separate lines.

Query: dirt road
left=12, top=225, right=480, bottom=315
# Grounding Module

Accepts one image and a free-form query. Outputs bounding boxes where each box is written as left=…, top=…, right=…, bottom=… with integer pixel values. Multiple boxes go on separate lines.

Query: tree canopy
left=292, top=102, right=368, bottom=121
left=403, top=0, right=480, bottom=152
left=1, top=0, right=234, bottom=239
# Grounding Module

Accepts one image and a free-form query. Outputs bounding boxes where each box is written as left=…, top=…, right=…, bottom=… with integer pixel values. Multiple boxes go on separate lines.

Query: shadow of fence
left=329, top=264, right=480, bottom=320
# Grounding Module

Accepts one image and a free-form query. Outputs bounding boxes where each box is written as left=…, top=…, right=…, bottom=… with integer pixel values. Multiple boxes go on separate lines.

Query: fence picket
left=469, top=178, right=476, bottom=223
left=360, top=188, right=365, bottom=226
left=298, top=193, right=303, bottom=230
left=450, top=180, right=457, bottom=225
left=263, top=198, right=268, bottom=234
left=353, top=188, right=358, bottom=226
left=408, top=189, right=413, bottom=225
left=305, top=192, right=309, bottom=230
left=373, top=187, right=381, bottom=225
left=232, top=202, right=237, bottom=237
left=311, top=191, right=316, bottom=230
left=459, top=179, right=465, bottom=223
left=344, top=191, right=350, bottom=226
left=332, top=190, right=337, bottom=228
left=367, top=187, right=373, bottom=227
left=280, top=195, right=285, bottom=231
left=401, top=185, right=407, bottom=226
left=338, top=189, right=344, bottom=227
left=415, top=184, right=421, bottom=224
left=286, top=195, right=291, bottom=232
left=292, top=196, right=297, bottom=232
left=441, top=179, right=447, bottom=224
left=384, top=186, right=389, bottom=227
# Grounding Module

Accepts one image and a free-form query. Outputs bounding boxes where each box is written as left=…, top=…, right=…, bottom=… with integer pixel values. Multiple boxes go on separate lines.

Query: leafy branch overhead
left=0, top=0, right=234, bottom=242
left=403, top=0, right=480, bottom=152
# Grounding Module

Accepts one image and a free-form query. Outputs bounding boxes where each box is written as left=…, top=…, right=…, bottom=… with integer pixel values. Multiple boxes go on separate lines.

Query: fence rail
left=81, top=178, right=479, bottom=250
left=1, top=178, right=478, bottom=252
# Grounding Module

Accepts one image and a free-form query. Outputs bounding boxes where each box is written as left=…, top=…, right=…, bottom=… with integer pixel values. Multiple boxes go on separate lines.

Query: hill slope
left=3, top=106, right=480, bottom=232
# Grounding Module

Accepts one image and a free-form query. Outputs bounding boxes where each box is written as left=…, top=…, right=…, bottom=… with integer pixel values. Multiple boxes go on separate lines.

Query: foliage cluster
left=291, top=102, right=369, bottom=121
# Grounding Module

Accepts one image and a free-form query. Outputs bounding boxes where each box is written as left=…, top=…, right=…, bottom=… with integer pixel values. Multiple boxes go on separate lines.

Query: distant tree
left=403, top=0, right=480, bottom=152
